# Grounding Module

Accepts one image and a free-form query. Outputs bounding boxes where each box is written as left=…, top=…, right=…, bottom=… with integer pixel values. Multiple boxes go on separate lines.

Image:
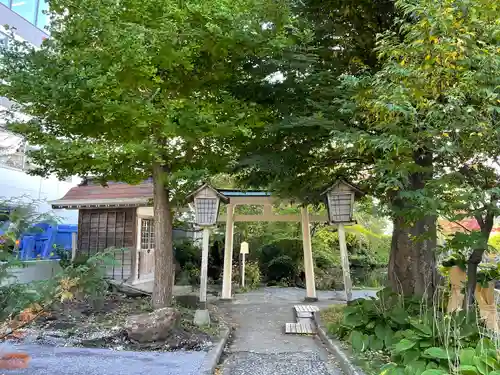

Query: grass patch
left=320, top=303, right=346, bottom=327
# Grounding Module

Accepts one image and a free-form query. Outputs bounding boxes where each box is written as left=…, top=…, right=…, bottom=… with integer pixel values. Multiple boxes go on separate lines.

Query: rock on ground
left=125, top=307, right=180, bottom=343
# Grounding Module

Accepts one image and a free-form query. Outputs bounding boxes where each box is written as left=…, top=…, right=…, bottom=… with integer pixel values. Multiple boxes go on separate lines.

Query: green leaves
left=423, top=347, right=451, bottom=360
left=351, top=330, right=368, bottom=352
left=344, top=312, right=367, bottom=327
left=393, top=339, right=417, bottom=354
left=330, top=283, right=500, bottom=375
left=476, top=338, right=496, bottom=355
left=390, top=307, right=410, bottom=325
left=459, top=365, right=479, bottom=375
left=1, top=0, right=291, bottom=201
left=461, top=349, right=477, bottom=366
left=411, top=322, right=432, bottom=337
left=420, top=370, right=447, bottom=375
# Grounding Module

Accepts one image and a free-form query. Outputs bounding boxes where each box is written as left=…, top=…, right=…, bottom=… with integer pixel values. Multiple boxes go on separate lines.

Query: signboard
left=240, top=241, right=249, bottom=254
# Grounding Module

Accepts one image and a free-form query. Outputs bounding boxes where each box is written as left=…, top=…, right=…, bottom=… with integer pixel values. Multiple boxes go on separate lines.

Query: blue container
left=18, top=224, right=77, bottom=260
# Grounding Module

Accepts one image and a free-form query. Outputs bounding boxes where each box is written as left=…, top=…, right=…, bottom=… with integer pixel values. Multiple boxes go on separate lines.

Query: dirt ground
left=21, top=293, right=219, bottom=352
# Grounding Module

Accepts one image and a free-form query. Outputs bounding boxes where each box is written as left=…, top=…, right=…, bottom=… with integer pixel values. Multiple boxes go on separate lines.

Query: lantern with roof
left=187, top=183, right=229, bottom=227
left=186, top=183, right=228, bottom=326
left=323, top=180, right=363, bottom=224
left=322, top=180, right=364, bottom=302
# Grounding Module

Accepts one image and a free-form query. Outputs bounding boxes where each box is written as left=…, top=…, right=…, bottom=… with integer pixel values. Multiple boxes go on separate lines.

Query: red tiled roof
left=58, top=182, right=153, bottom=201
left=439, top=217, right=500, bottom=234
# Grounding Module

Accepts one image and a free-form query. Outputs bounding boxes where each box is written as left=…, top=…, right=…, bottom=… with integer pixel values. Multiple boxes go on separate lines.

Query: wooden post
left=199, top=227, right=210, bottom=309
left=133, top=217, right=142, bottom=283
left=338, top=223, right=352, bottom=302
left=194, top=227, right=211, bottom=326
left=222, top=204, right=235, bottom=299
left=71, top=232, right=77, bottom=261
left=301, top=206, right=317, bottom=301
left=241, top=253, right=246, bottom=287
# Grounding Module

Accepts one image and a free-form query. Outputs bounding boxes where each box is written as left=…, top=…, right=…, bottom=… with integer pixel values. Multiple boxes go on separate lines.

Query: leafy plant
left=330, top=288, right=422, bottom=348
left=325, top=286, right=500, bottom=375
left=232, top=260, right=262, bottom=290
left=475, top=264, right=500, bottom=288
left=54, top=245, right=72, bottom=269
left=244, top=261, right=262, bottom=289
left=58, top=250, right=116, bottom=303
left=0, top=249, right=115, bottom=338
left=441, top=253, right=468, bottom=272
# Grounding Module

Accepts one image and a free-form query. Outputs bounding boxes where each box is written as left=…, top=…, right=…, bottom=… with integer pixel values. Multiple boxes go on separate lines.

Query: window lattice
left=194, top=198, right=218, bottom=226
left=141, top=219, right=155, bottom=250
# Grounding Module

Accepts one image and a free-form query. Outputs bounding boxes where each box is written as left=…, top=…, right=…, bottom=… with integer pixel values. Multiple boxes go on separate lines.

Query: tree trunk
left=389, top=214, right=437, bottom=297
left=464, top=211, right=494, bottom=310
left=388, top=150, right=437, bottom=298
left=464, top=248, right=483, bottom=309
left=152, top=162, right=174, bottom=308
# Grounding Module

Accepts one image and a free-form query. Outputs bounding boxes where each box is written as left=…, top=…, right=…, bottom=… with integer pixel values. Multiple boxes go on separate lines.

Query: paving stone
left=215, top=287, right=346, bottom=375
left=221, top=351, right=340, bottom=375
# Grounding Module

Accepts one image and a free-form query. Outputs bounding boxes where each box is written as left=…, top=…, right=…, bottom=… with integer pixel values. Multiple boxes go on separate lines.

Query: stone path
left=214, top=287, right=371, bottom=375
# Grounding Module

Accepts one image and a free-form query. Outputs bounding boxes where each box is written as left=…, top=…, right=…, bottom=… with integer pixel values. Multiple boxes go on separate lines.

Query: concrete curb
left=199, top=325, right=231, bottom=375
left=313, top=311, right=365, bottom=375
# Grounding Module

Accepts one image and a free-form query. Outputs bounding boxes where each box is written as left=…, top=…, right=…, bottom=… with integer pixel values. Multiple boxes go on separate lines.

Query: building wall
left=0, top=1, right=49, bottom=44
left=2, top=260, right=61, bottom=286
left=0, top=167, right=79, bottom=223
left=0, top=3, right=79, bottom=223
left=78, top=208, right=137, bottom=253
left=77, top=208, right=137, bottom=281
left=136, top=206, right=198, bottom=241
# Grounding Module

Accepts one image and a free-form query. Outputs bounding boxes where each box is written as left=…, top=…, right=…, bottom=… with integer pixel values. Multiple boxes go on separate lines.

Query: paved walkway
left=214, top=287, right=372, bottom=375
left=10, top=344, right=208, bottom=375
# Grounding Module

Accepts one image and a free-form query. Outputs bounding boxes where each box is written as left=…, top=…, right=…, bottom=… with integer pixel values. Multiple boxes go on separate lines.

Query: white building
left=0, top=0, right=78, bottom=223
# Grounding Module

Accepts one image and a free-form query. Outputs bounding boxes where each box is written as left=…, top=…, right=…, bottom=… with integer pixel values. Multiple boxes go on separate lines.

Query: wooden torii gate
left=215, top=189, right=333, bottom=302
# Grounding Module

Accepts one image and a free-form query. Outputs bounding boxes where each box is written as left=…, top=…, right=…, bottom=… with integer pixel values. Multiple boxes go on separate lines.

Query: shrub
left=232, top=261, right=262, bottom=290
left=244, top=261, right=261, bottom=289
left=55, top=250, right=115, bottom=309
left=315, top=267, right=343, bottom=290
left=176, top=265, right=200, bottom=287
left=174, top=239, right=201, bottom=268
left=267, top=255, right=297, bottom=283
left=0, top=250, right=114, bottom=337
left=259, top=240, right=303, bottom=268
left=326, top=288, right=497, bottom=375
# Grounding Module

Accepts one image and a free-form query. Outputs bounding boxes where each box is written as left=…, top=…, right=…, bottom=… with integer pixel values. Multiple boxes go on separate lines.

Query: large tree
left=0, top=0, right=289, bottom=307
left=231, top=0, right=499, bottom=298
left=350, top=0, right=500, bottom=297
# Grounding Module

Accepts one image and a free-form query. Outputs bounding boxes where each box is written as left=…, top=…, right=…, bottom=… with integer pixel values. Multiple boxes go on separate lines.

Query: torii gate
left=215, top=189, right=331, bottom=301
left=187, top=182, right=360, bottom=307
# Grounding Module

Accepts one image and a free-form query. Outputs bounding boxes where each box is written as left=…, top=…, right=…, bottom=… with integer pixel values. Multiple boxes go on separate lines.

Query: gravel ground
left=215, top=287, right=375, bottom=375
left=8, top=344, right=207, bottom=375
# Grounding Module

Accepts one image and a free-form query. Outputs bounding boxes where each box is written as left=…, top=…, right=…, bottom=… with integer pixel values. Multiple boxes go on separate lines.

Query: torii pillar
left=221, top=203, right=235, bottom=300
left=301, top=206, right=317, bottom=301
